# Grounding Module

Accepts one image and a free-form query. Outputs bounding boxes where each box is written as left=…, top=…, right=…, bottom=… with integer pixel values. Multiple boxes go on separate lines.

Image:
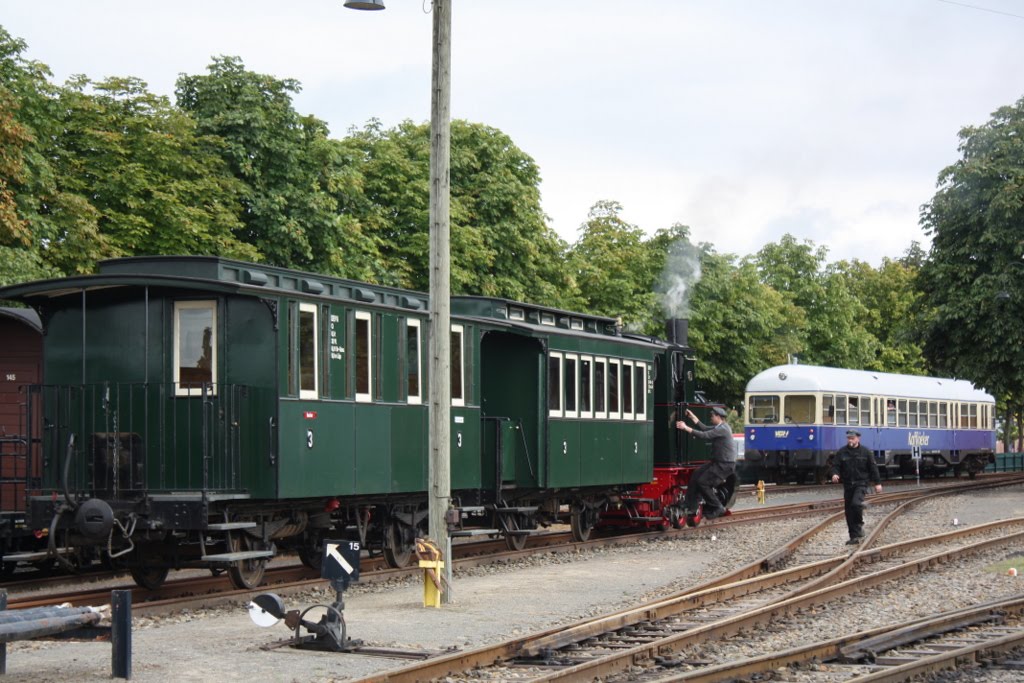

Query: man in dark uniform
left=677, top=406, right=736, bottom=519
left=829, top=429, right=883, bottom=544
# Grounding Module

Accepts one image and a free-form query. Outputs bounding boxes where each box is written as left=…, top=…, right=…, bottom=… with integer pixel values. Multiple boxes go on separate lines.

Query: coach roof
left=745, top=364, right=994, bottom=403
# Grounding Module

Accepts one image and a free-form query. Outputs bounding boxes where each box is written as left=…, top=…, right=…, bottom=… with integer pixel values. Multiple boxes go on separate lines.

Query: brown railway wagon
left=0, top=307, right=42, bottom=515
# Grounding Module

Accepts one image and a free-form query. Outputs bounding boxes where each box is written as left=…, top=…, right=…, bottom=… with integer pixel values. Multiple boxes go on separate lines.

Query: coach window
left=608, top=360, right=621, bottom=419
left=451, top=325, right=465, bottom=407
left=406, top=320, right=422, bottom=404
left=548, top=352, right=563, bottom=417
left=822, top=395, right=834, bottom=424
left=580, top=356, right=593, bottom=418
left=749, top=395, right=780, bottom=424
left=622, top=361, right=634, bottom=420
left=847, top=397, right=859, bottom=426
left=298, top=303, right=318, bottom=399
left=174, top=300, right=216, bottom=396
left=354, top=312, right=373, bottom=402
left=785, top=395, right=814, bottom=424
left=564, top=354, right=579, bottom=418
left=634, top=363, right=647, bottom=421
left=594, top=358, right=607, bottom=418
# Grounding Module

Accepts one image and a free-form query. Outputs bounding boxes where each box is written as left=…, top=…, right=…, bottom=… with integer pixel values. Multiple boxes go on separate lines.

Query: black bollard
left=111, top=590, right=131, bottom=679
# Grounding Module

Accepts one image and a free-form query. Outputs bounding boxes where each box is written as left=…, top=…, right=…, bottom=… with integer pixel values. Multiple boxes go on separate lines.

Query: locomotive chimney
left=666, top=318, right=689, bottom=346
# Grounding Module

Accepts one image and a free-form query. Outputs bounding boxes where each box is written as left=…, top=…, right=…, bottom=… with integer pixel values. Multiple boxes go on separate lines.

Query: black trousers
left=684, top=462, right=725, bottom=514
left=843, top=484, right=868, bottom=538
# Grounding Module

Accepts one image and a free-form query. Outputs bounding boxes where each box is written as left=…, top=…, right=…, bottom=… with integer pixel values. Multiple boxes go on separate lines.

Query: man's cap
left=711, top=406, right=728, bottom=418
left=846, top=429, right=861, bottom=437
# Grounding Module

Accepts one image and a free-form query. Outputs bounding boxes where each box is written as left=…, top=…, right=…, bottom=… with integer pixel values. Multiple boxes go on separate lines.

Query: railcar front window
left=822, top=395, right=834, bottom=424
left=749, top=395, right=780, bottom=424
left=174, top=301, right=216, bottom=396
left=784, top=394, right=815, bottom=424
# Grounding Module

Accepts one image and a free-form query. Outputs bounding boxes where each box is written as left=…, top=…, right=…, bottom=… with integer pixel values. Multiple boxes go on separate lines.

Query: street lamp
left=345, top=0, right=453, bottom=603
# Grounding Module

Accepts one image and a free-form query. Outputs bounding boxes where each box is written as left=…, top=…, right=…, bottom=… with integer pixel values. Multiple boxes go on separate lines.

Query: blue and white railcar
left=743, top=365, right=996, bottom=483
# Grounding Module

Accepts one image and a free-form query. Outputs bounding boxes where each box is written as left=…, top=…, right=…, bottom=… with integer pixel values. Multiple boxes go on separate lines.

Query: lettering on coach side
left=908, top=431, right=930, bottom=447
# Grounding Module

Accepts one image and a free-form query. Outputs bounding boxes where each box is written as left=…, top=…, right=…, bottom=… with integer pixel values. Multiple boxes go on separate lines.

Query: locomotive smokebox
left=666, top=319, right=689, bottom=346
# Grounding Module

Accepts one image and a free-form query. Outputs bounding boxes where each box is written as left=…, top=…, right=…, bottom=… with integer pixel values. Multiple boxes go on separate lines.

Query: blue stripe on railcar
left=746, top=425, right=995, bottom=456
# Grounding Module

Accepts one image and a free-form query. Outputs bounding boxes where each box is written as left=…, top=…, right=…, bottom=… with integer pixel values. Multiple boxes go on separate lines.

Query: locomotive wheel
left=570, top=504, right=596, bottom=542
left=130, top=564, right=170, bottom=591
left=383, top=521, right=414, bottom=569
left=228, top=532, right=268, bottom=590
left=298, top=530, right=325, bottom=571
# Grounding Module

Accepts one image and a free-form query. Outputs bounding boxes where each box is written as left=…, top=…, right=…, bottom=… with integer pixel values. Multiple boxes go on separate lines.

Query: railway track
left=346, top=477, right=1024, bottom=682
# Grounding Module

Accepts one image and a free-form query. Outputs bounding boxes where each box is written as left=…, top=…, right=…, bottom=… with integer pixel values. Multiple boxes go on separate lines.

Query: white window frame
left=173, top=300, right=217, bottom=397
left=621, top=360, right=634, bottom=421
left=579, top=355, right=593, bottom=419
left=354, top=311, right=373, bottom=403
left=298, top=303, right=319, bottom=400
left=608, top=358, right=621, bottom=420
left=593, top=358, right=607, bottom=420
left=634, top=362, right=647, bottom=421
left=451, top=324, right=465, bottom=407
left=548, top=351, right=563, bottom=418
left=563, top=353, right=579, bottom=419
left=406, top=319, right=422, bottom=405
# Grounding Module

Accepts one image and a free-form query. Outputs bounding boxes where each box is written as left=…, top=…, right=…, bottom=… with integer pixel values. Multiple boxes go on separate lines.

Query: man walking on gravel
left=829, top=429, right=883, bottom=544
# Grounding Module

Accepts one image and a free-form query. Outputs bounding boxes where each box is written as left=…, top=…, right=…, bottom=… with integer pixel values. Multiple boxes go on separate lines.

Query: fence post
left=111, top=589, right=131, bottom=679
left=1, top=588, right=6, bottom=674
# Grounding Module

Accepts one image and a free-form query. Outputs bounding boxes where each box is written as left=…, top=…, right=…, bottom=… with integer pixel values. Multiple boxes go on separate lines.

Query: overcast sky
left=4, top=1, right=1024, bottom=265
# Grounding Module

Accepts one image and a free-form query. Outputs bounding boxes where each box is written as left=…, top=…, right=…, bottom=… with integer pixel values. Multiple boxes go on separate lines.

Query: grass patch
left=985, top=556, right=1024, bottom=574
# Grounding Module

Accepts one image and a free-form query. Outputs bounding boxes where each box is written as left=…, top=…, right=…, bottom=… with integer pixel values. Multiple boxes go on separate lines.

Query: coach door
left=0, top=314, right=43, bottom=516
left=479, top=331, right=544, bottom=493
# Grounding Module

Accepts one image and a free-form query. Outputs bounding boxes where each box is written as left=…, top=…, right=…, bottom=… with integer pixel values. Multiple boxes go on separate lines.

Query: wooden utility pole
left=428, top=0, right=453, bottom=603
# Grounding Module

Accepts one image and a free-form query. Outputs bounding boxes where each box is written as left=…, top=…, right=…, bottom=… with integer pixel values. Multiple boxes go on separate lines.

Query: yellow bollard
left=419, top=559, right=444, bottom=608
left=756, top=479, right=766, bottom=504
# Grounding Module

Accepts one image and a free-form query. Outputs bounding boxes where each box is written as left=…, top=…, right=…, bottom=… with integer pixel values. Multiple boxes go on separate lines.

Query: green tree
left=568, top=201, right=656, bottom=327
left=176, top=56, right=340, bottom=270
left=918, top=94, right=1024, bottom=447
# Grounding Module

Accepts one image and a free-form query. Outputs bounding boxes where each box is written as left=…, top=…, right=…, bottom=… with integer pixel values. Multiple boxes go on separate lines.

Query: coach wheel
left=570, top=502, right=597, bottom=543
left=503, top=512, right=531, bottom=551
left=130, top=564, right=170, bottom=591
left=228, top=532, right=268, bottom=590
left=383, top=520, right=414, bottom=569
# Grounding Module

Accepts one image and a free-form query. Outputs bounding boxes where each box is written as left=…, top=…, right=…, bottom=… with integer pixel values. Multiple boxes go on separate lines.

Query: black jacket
left=828, top=444, right=881, bottom=487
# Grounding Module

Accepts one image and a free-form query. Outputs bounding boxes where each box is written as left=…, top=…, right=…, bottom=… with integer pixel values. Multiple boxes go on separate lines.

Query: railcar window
left=622, top=362, right=634, bottom=419
left=848, top=396, right=859, bottom=426
left=822, top=395, right=834, bottom=424
left=608, top=361, right=620, bottom=418
left=784, top=395, right=815, bottom=424
left=594, top=359, right=606, bottom=417
left=908, top=400, right=918, bottom=428
left=548, top=352, right=562, bottom=416
left=749, top=395, right=780, bottom=424
left=960, top=403, right=969, bottom=428
left=299, top=303, right=318, bottom=399
left=928, top=401, right=937, bottom=428
left=939, top=402, right=948, bottom=428
left=835, top=396, right=848, bottom=424
left=969, top=403, right=978, bottom=429
left=451, top=325, right=465, bottom=407
left=861, top=398, right=871, bottom=425
left=174, top=300, right=217, bottom=396
left=580, top=356, right=592, bottom=418
left=886, top=399, right=897, bottom=426
left=564, top=354, right=578, bottom=417
left=355, top=312, right=372, bottom=402
left=634, top=364, right=647, bottom=420
left=406, top=320, right=421, bottom=404
left=898, top=399, right=908, bottom=427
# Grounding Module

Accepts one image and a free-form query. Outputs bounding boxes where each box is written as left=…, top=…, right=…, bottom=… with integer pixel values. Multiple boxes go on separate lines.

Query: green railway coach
left=0, top=256, right=717, bottom=589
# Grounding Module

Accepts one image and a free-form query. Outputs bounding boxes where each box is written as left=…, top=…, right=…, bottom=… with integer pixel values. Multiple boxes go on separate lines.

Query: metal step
left=206, top=522, right=257, bottom=531
left=201, top=550, right=274, bottom=562
left=3, top=548, right=72, bottom=562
